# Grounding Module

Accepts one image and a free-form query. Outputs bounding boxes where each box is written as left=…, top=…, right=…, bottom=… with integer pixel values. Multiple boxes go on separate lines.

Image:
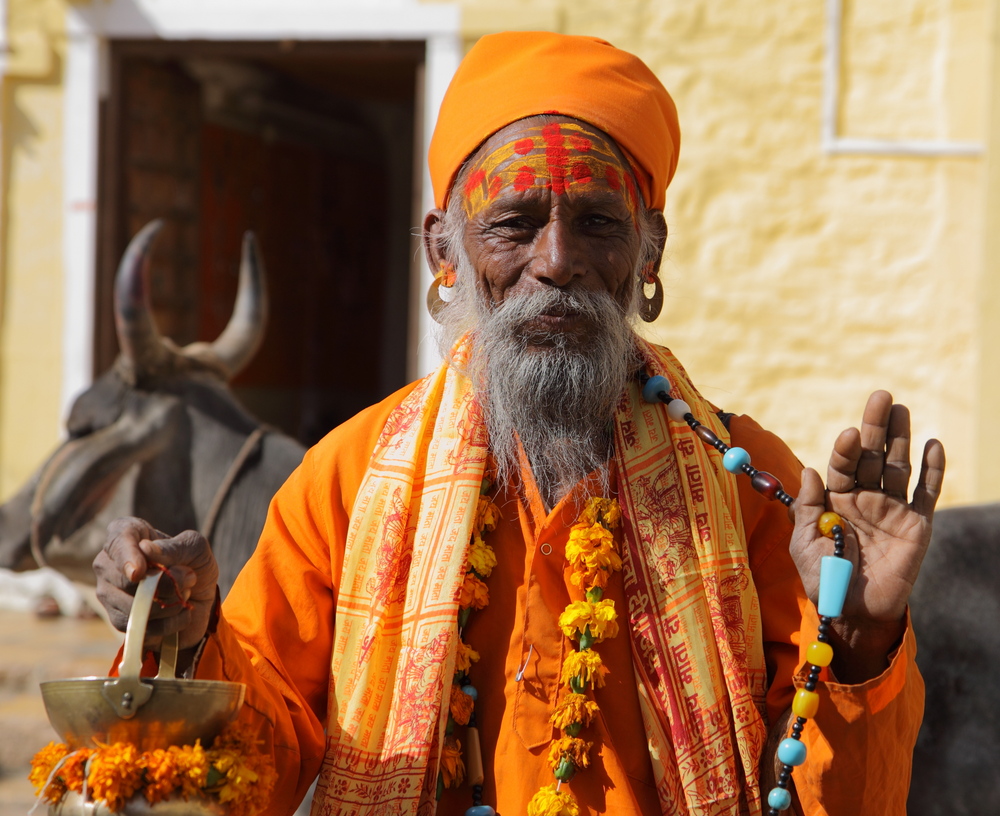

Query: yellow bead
left=792, top=689, right=820, bottom=719
left=817, top=512, right=843, bottom=539
left=806, top=641, right=834, bottom=668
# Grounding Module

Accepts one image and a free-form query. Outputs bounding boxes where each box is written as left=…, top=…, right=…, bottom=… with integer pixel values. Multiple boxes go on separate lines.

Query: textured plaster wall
left=457, top=0, right=993, bottom=506
left=0, top=0, right=65, bottom=498
left=0, top=0, right=993, bottom=507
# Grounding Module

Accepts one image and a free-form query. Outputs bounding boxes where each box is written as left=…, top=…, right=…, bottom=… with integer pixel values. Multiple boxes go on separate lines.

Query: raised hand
left=94, top=517, right=219, bottom=652
left=790, top=391, right=946, bottom=681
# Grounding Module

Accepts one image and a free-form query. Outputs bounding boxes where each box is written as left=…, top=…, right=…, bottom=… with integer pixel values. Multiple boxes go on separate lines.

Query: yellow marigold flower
left=467, top=538, right=497, bottom=577
left=88, top=742, right=143, bottom=812
left=550, top=692, right=600, bottom=731
left=558, top=599, right=619, bottom=642
left=526, top=783, right=581, bottom=816
left=561, top=650, right=608, bottom=688
left=548, top=736, right=592, bottom=772
left=459, top=573, right=490, bottom=610
left=475, top=496, right=501, bottom=532
left=576, top=498, right=620, bottom=529
left=455, top=640, right=481, bottom=673
left=170, top=741, right=209, bottom=798
left=140, top=748, right=182, bottom=805
left=450, top=684, right=475, bottom=726
left=440, top=735, right=465, bottom=788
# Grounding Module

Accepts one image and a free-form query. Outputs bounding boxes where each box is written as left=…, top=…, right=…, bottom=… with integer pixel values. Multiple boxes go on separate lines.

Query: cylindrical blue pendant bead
left=767, top=787, right=792, bottom=811
left=817, top=555, right=853, bottom=618
left=722, top=447, right=751, bottom=473
left=465, top=807, right=496, bottom=816
left=777, top=737, right=807, bottom=767
left=642, top=375, right=671, bottom=404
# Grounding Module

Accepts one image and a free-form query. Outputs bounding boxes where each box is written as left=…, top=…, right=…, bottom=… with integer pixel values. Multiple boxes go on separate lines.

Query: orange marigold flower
left=550, top=692, right=600, bottom=731
left=29, top=742, right=69, bottom=792
left=59, top=748, right=92, bottom=793
left=88, top=742, right=143, bottom=812
left=547, top=736, right=592, bottom=772
left=459, top=573, right=490, bottom=610
left=140, top=748, right=183, bottom=805
left=170, top=741, right=209, bottom=798
left=526, top=783, right=581, bottom=816
left=440, top=735, right=465, bottom=788
left=560, top=650, right=608, bottom=688
left=450, top=684, right=475, bottom=725
left=455, top=640, right=481, bottom=673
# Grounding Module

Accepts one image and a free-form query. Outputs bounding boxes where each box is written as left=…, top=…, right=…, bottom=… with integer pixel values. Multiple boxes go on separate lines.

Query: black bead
left=741, top=463, right=758, bottom=477
left=805, top=679, right=817, bottom=692
left=768, top=810, right=780, bottom=816
left=795, top=716, right=808, bottom=727
left=779, top=768, right=792, bottom=784
left=791, top=722, right=804, bottom=735
left=715, top=441, right=729, bottom=453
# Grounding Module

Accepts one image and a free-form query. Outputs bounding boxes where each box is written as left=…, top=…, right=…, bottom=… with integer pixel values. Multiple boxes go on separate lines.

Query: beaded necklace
left=443, top=373, right=849, bottom=815
left=639, top=373, right=852, bottom=816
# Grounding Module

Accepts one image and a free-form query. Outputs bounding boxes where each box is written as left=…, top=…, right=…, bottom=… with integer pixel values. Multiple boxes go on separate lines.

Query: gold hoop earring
left=639, top=276, right=664, bottom=323
left=426, top=261, right=456, bottom=323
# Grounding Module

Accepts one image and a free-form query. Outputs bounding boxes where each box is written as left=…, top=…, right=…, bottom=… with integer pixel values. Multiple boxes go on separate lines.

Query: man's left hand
left=789, top=390, right=946, bottom=683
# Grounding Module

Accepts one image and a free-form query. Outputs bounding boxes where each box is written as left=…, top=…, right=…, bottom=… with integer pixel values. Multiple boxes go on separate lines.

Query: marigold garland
left=29, top=721, right=276, bottom=816
left=438, top=479, right=500, bottom=805
left=527, top=496, right=622, bottom=816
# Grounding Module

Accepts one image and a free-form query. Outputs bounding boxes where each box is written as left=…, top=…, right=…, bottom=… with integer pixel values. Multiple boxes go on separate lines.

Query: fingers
left=827, top=427, right=861, bottom=493
left=882, top=404, right=912, bottom=499
left=912, top=438, right=946, bottom=518
left=854, top=390, right=893, bottom=489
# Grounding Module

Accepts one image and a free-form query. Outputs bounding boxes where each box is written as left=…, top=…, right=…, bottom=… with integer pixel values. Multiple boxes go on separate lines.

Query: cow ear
left=65, top=369, right=130, bottom=439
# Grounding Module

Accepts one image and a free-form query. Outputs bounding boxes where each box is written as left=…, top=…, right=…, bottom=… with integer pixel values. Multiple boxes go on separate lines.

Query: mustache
left=485, top=287, right=626, bottom=332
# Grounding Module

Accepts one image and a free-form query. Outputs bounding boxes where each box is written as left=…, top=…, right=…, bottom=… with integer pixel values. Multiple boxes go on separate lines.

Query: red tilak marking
left=623, top=171, right=637, bottom=204
left=488, top=175, right=503, bottom=200
left=514, top=138, right=534, bottom=155
left=542, top=123, right=569, bottom=195
left=464, top=169, right=486, bottom=198
left=570, top=160, right=592, bottom=185
left=513, top=165, right=536, bottom=192
left=605, top=165, right=621, bottom=191
left=568, top=134, right=592, bottom=152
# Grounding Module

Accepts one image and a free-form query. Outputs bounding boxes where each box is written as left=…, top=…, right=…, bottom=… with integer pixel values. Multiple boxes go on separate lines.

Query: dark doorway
left=95, top=40, right=421, bottom=446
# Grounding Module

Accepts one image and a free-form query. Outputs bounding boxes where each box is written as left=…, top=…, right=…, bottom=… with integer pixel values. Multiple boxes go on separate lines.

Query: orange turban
left=428, top=31, right=680, bottom=211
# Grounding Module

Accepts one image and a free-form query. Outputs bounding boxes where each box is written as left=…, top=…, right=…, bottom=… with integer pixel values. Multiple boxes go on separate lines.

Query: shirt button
left=539, top=542, right=553, bottom=555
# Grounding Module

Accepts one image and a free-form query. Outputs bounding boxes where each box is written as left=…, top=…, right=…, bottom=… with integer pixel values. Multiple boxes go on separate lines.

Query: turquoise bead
left=722, top=447, right=751, bottom=473
left=465, top=807, right=496, bottom=816
left=768, top=787, right=792, bottom=810
left=817, top=555, right=853, bottom=618
left=777, top=737, right=807, bottom=766
left=642, top=375, right=671, bottom=404
left=461, top=684, right=478, bottom=700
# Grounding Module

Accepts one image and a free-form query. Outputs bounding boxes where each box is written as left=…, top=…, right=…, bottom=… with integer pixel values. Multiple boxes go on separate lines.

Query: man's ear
left=647, top=210, right=668, bottom=276
left=423, top=208, right=449, bottom=273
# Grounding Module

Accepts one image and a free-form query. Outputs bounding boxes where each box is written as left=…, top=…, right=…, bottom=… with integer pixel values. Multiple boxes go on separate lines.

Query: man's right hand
left=94, top=517, right=220, bottom=651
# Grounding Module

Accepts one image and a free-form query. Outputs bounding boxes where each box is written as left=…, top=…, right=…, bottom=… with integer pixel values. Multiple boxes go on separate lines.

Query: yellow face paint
left=461, top=121, right=643, bottom=219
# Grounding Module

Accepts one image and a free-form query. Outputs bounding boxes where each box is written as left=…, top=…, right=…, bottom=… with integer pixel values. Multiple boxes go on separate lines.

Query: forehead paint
left=462, top=121, right=643, bottom=219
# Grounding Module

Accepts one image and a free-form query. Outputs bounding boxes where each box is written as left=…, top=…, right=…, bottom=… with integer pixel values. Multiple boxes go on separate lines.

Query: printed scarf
left=315, top=341, right=767, bottom=815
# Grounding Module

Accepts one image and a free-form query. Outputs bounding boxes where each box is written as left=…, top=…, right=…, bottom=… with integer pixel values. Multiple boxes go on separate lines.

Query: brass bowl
left=40, top=572, right=244, bottom=751
left=49, top=791, right=224, bottom=815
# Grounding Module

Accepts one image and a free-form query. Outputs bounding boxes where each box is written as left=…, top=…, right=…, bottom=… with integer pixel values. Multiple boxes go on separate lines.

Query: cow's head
left=0, top=220, right=269, bottom=582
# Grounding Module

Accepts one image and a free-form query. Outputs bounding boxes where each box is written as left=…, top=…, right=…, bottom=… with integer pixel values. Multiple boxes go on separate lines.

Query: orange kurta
left=194, top=380, right=922, bottom=815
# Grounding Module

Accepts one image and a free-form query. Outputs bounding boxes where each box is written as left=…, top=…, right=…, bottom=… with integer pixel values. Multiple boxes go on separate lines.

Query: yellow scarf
left=316, top=341, right=767, bottom=815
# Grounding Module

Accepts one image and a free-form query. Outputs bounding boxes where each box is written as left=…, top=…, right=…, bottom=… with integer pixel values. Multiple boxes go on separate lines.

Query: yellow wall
left=457, top=0, right=993, bottom=507
left=0, top=0, right=995, bottom=508
left=0, top=0, right=66, bottom=497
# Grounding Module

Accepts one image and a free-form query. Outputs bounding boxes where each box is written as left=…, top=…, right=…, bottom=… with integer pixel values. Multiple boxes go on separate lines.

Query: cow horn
left=114, top=219, right=170, bottom=378
left=208, top=231, right=268, bottom=378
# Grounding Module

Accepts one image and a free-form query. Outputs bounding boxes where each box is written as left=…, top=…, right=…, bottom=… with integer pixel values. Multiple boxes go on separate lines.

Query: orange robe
left=194, top=381, right=922, bottom=815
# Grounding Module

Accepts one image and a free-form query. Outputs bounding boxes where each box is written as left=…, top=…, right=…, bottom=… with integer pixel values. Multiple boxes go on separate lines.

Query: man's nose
left=530, top=218, right=584, bottom=287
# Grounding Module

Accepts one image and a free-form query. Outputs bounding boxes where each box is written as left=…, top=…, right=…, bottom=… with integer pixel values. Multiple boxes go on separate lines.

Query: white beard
left=440, top=272, right=642, bottom=507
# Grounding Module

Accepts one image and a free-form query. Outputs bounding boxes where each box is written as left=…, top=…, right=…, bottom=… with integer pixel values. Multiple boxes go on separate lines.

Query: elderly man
left=95, top=32, right=944, bottom=816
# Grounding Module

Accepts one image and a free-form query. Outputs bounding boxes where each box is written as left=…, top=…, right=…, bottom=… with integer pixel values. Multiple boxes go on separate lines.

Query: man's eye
left=491, top=217, right=534, bottom=231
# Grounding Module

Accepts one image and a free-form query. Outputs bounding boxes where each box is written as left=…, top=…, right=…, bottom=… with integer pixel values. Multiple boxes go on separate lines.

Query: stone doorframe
left=62, top=0, right=461, bottom=418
